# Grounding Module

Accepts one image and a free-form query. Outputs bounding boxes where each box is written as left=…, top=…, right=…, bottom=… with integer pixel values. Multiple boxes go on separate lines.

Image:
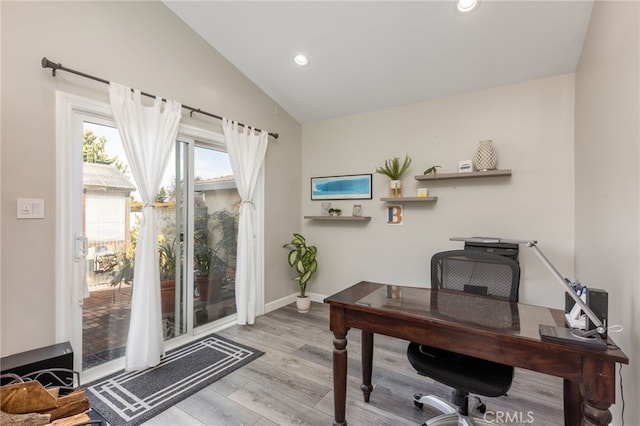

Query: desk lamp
left=450, top=237, right=607, bottom=342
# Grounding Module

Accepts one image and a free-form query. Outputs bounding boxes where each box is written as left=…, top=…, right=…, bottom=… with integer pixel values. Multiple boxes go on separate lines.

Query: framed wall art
left=311, top=174, right=372, bottom=200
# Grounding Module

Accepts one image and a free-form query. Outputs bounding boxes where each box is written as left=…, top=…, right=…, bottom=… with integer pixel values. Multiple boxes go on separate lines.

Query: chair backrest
left=431, top=250, right=521, bottom=302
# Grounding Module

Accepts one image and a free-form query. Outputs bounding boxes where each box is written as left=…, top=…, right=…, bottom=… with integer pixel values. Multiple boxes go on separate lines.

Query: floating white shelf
left=379, top=197, right=438, bottom=202
left=304, top=215, right=371, bottom=221
left=415, top=169, right=512, bottom=181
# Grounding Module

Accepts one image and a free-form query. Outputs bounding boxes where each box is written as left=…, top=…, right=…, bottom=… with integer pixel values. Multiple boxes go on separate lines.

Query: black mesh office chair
left=407, top=250, right=521, bottom=426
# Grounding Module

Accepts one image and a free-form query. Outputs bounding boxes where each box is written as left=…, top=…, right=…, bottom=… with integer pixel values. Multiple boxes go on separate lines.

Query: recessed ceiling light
left=294, top=54, right=309, bottom=66
left=456, top=0, right=479, bottom=14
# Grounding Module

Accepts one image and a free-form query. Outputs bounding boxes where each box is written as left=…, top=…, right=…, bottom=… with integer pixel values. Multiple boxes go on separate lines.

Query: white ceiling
left=164, top=1, right=594, bottom=123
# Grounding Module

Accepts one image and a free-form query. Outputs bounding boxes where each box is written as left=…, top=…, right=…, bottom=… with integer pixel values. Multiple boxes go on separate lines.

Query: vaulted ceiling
left=164, top=1, right=594, bottom=123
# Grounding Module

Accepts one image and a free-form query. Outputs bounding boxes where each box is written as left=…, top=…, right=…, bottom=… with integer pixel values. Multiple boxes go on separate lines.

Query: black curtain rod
left=41, top=57, right=279, bottom=139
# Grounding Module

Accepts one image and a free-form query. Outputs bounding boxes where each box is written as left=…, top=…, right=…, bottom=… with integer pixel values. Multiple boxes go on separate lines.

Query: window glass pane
left=81, top=122, right=185, bottom=368
left=82, top=122, right=134, bottom=369
left=157, top=142, right=186, bottom=340
left=193, top=145, right=239, bottom=327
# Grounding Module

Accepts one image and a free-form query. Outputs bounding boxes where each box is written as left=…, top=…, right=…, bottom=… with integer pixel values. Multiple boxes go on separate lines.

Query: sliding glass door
left=78, top=120, right=236, bottom=373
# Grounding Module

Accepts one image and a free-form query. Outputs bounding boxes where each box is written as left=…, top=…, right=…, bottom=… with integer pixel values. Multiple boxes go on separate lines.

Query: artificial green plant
left=283, top=233, right=318, bottom=297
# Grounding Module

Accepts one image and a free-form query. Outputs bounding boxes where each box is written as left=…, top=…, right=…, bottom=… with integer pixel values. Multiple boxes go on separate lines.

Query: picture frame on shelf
left=321, top=202, right=332, bottom=216
left=311, top=174, right=373, bottom=200
left=459, top=160, right=473, bottom=173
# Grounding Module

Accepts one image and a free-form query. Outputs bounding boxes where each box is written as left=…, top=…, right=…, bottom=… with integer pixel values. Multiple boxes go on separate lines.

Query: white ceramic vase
left=474, top=140, right=497, bottom=171
left=296, top=296, right=311, bottom=313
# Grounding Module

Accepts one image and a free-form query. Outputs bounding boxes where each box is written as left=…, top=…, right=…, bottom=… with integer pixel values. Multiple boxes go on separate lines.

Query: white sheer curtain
left=222, top=118, right=268, bottom=325
left=109, top=83, right=182, bottom=370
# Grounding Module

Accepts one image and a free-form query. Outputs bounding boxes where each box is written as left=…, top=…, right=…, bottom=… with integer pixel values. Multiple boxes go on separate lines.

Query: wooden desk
left=325, top=281, right=628, bottom=426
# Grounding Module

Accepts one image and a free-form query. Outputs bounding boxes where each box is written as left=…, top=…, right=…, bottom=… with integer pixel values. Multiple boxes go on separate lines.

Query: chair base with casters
left=408, top=342, right=514, bottom=426
left=413, top=391, right=490, bottom=426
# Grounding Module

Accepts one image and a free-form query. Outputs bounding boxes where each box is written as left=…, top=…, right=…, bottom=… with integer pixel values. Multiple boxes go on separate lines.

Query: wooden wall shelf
left=379, top=197, right=438, bottom=202
left=304, top=215, right=371, bottom=221
left=415, top=169, right=512, bottom=181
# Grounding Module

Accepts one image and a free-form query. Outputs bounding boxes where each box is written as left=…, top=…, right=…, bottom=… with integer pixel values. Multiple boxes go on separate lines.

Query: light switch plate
left=17, top=198, right=45, bottom=219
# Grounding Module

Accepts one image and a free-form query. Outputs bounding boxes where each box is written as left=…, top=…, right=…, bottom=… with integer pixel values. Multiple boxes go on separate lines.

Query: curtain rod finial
left=41, top=57, right=62, bottom=76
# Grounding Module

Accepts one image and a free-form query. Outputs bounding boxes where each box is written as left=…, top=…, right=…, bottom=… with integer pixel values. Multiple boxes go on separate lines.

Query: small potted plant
left=158, top=237, right=178, bottom=316
left=109, top=251, right=134, bottom=303
left=376, top=154, right=412, bottom=197
left=423, top=165, right=441, bottom=175
left=194, top=231, right=215, bottom=302
left=328, top=208, right=342, bottom=217
left=283, top=233, right=318, bottom=313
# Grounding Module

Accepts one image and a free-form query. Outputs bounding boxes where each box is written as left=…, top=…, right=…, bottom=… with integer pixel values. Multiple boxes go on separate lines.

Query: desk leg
left=361, top=331, right=374, bottom=402
left=563, top=379, right=581, bottom=426
left=579, top=358, right=615, bottom=426
left=332, top=330, right=348, bottom=426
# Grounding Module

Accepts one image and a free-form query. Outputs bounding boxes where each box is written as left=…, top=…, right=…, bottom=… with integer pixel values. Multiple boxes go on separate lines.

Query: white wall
left=0, top=1, right=301, bottom=357
left=2, top=3, right=636, bottom=419
left=302, top=74, right=576, bottom=308
left=574, top=1, right=639, bottom=423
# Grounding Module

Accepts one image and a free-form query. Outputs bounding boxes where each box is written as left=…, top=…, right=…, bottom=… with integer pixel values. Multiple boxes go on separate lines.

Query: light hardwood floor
left=143, top=302, right=563, bottom=425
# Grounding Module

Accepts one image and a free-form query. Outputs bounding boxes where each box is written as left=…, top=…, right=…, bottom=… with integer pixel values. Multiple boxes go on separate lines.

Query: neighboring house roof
left=195, top=175, right=236, bottom=191
left=83, top=163, right=136, bottom=192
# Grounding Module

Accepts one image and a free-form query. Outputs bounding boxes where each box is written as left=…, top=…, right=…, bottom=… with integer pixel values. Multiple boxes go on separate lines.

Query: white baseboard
left=264, top=291, right=328, bottom=314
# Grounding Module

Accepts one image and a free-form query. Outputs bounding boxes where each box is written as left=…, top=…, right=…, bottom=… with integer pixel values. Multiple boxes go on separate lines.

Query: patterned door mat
left=86, top=334, right=263, bottom=425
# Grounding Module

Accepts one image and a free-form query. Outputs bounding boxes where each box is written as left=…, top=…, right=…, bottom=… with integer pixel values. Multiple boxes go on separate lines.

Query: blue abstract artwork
left=311, top=174, right=372, bottom=200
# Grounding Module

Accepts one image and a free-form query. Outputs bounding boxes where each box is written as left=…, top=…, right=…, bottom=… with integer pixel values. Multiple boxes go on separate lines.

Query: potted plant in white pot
left=283, top=233, right=318, bottom=313
left=375, top=154, right=412, bottom=197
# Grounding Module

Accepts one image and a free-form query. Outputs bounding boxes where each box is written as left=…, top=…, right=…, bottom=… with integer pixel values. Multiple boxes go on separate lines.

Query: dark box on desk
left=1, top=342, right=74, bottom=388
left=565, top=288, right=608, bottom=339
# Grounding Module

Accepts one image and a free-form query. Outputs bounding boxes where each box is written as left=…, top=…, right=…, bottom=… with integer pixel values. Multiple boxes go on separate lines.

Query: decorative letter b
left=387, top=205, right=403, bottom=225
